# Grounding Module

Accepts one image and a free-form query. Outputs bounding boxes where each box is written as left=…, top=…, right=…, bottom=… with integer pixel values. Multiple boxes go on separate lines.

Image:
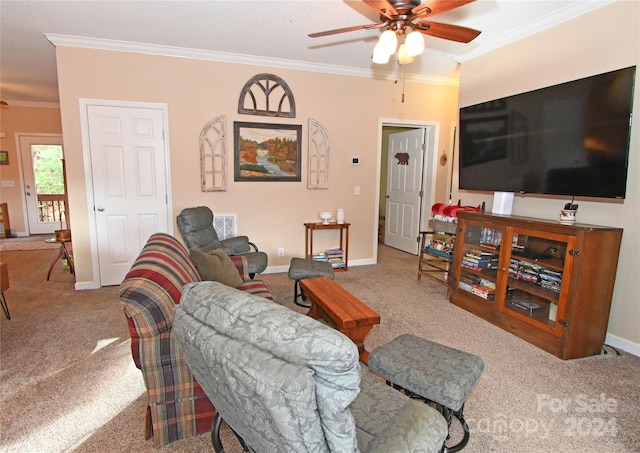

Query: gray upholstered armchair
left=176, top=206, right=268, bottom=277
left=173, top=281, right=448, bottom=453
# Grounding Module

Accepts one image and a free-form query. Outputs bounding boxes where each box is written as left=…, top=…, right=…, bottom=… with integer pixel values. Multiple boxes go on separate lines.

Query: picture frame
left=0, top=151, right=8, bottom=165
left=234, top=121, right=302, bottom=181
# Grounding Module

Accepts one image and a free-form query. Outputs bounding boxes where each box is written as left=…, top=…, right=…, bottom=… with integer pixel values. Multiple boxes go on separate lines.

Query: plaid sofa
left=119, top=232, right=273, bottom=447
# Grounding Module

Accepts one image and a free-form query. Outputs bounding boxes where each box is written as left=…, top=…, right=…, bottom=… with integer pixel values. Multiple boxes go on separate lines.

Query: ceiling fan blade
left=412, top=0, right=476, bottom=17
left=308, top=23, right=385, bottom=38
left=362, top=0, right=398, bottom=19
left=415, top=20, right=481, bottom=43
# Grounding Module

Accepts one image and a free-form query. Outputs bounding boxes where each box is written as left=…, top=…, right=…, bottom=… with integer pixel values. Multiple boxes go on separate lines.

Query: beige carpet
left=1, top=246, right=639, bottom=452
left=0, top=235, right=60, bottom=252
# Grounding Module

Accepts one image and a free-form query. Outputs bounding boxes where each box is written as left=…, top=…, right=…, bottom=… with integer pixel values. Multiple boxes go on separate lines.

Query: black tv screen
left=458, top=66, right=636, bottom=199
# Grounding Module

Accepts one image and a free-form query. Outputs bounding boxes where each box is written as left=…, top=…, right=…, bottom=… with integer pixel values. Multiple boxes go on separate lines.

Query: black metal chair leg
left=444, top=405, right=471, bottom=452
left=211, top=412, right=225, bottom=453
left=211, top=412, right=251, bottom=453
left=0, top=292, right=9, bottom=320
left=293, top=280, right=311, bottom=308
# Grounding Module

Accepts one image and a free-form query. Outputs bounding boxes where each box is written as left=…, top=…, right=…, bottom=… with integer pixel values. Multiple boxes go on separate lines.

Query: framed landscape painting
left=234, top=122, right=302, bottom=181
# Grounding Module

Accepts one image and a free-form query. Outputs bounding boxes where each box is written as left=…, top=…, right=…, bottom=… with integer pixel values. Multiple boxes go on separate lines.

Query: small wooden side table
left=301, top=277, right=380, bottom=363
left=304, top=222, right=350, bottom=271
left=45, top=238, right=75, bottom=281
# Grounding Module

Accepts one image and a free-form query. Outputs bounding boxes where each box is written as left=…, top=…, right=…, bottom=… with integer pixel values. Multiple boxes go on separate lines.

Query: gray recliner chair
left=176, top=206, right=268, bottom=277
left=173, top=281, right=448, bottom=453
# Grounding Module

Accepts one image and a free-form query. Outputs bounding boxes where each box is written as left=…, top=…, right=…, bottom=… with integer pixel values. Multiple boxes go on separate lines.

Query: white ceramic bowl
left=319, top=211, right=333, bottom=224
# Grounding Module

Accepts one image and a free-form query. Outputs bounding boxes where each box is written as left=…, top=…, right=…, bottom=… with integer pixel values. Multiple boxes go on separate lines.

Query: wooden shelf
left=304, top=222, right=350, bottom=272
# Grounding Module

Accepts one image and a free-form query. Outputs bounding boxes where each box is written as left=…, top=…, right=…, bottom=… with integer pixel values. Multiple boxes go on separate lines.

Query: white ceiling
left=0, top=0, right=613, bottom=105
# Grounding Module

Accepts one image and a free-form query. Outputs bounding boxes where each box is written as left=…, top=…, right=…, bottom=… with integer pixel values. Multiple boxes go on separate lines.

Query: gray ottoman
left=287, top=258, right=334, bottom=307
left=368, top=334, right=484, bottom=452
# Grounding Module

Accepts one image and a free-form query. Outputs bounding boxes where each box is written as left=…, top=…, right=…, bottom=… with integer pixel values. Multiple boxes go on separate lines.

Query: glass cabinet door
left=503, top=230, right=573, bottom=334
left=456, top=222, right=504, bottom=305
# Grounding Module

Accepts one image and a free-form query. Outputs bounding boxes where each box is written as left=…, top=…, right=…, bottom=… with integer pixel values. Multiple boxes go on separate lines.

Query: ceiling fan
left=309, top=0, right=481, bottom=64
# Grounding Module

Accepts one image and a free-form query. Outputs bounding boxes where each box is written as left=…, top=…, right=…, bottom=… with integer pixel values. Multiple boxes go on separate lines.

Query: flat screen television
left=458, top=66, right=636, bottom=199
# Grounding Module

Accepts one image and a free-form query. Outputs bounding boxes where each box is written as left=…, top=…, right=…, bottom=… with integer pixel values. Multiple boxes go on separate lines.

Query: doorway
left=379, top=122, right=438, bottom=255
left=81, top=100, right=172, bottom=286
left=18, top=134, right=67, bottom=235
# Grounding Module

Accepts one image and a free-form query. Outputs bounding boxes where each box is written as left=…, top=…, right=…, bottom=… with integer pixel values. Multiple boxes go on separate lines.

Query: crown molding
left=453, top=0, right=615, bottom=63
left=44, top=34, right=458, bottom=87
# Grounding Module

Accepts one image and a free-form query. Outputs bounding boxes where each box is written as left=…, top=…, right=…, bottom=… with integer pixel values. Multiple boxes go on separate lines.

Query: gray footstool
left=368, top=334, right=484, bottom=452
left=287, top=258, right=334, bottom=307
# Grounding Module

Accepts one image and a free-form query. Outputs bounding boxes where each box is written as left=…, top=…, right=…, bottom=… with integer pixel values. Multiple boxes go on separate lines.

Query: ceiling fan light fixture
left=397, top=43, right=416, bottom=65
left=372, top=42, right=392, bottom=64
left=405, top=30, right=425, bottom=57
left=377, top=29, right=398, bottom=55
left=311, top=0, right=481, bottom=67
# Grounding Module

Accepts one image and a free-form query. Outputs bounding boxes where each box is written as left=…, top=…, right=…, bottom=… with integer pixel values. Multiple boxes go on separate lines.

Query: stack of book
left=459, top=275, right=516, bottom=301
left=461, top=248, right=499, bottom=271
left=312, top=252, right=328, bottom=262
left=459, top=275, right=496, bottom=300
left=324, top=248, right=345, bottom=269
left=472, top=280, right=496, bottom=300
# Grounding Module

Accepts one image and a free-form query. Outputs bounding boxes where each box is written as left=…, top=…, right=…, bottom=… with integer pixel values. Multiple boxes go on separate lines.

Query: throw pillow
left=190, top=249, right=243, bottom=288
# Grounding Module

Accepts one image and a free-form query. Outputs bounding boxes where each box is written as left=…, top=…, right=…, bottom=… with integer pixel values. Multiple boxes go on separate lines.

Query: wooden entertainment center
left=448, top=211, right=623, bottom=359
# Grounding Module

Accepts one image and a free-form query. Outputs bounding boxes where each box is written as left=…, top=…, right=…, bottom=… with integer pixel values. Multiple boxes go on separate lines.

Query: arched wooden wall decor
left=199, top=116, right=227, bottom=192
left=238, top=73, right=296, bottom=118
left=308, top=118, right=330, bottom=189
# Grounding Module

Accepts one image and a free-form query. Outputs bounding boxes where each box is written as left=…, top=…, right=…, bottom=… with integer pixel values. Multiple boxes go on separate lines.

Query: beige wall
left=0, top=106, right=63, bottom=233
left=54, top=46, right=459, bottom=286
left=455, top=1, right=640, bottom=350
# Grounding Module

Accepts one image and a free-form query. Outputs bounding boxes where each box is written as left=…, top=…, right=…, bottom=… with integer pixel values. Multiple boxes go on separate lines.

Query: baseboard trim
left=75, top=280, right=100, bottom=290
left=263, top=265, right=288, bottom=274
left=605, top=333, right=640, bottom=357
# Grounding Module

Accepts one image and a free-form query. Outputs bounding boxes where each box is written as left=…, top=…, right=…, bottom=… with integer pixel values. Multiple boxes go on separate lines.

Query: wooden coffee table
left=300, top=277, right=380, bottom=363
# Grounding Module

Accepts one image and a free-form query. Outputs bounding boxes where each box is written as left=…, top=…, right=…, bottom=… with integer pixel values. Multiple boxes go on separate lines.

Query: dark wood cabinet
left=449, top=212, right=623, bottom=359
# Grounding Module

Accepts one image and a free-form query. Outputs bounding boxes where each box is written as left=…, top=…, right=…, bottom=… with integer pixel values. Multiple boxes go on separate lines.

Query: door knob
left=26, top=192, right=31, bottom=196
left=96, top=206, right=105, bottom=212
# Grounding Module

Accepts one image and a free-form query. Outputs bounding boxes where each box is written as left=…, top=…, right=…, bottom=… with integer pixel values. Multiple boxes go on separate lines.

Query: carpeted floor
left=0, top=234, right=60, bottom=252
left=1, top=246, right=639, bottom=452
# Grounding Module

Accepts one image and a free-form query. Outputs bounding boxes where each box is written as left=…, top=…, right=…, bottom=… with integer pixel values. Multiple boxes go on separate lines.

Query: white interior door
left=87, top=104, right=169, bottom=286
left=18, top=134, right=65, bottom=235
left=384, top=128, right=426, bottom=254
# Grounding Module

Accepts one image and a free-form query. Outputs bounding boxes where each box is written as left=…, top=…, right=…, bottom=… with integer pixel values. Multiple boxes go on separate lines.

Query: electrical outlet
left=278, top=247, right=285, bottom=257
left=354, top=186, right=360, bottom=195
